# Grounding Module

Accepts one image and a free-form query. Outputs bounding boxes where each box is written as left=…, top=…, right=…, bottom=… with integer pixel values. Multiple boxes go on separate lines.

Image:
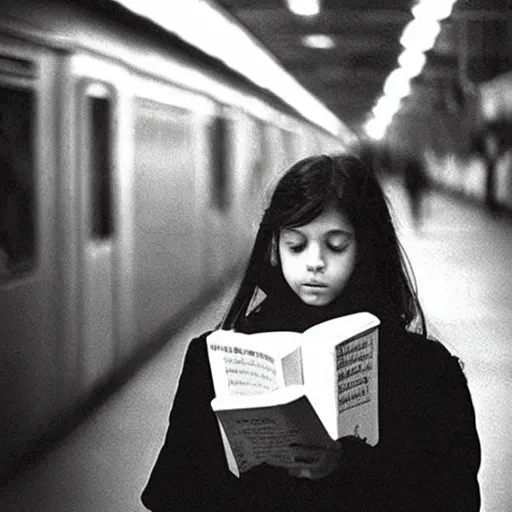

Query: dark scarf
left=240, top=266, right=405, bottom=337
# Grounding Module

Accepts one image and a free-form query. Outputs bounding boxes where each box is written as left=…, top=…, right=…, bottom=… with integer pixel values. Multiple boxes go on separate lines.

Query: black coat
left=141, top=297, right=481, bottom=511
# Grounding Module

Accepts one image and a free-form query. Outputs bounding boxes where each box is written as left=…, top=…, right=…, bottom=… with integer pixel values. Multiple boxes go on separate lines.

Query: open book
left=206, top=312, right=380, bottom=476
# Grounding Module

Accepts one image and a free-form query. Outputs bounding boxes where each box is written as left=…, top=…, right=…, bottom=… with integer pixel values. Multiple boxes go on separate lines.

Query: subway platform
left=0, top=178, right=511, bottom=512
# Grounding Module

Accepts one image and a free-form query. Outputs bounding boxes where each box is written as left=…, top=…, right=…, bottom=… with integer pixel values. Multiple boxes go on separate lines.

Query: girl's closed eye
left=326, top=234, right=351, bottom=253
left=287, top=242, right=306, bottom=253
left=281, top=231, right=306, bottom=253
left=327, top=242, right=348, bottom=253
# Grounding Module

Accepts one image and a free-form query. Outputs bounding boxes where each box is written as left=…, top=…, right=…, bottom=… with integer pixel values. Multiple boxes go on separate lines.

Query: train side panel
left=131, top=82, right=206, bottom=344
left=0, top=36, right=62, bottom=468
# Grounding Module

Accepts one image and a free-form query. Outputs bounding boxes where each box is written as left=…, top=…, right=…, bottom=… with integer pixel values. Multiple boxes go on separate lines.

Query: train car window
left=86, top=86, right=113, bottom=239
left=0, top=84, right=35, bottom=280
left=210, top=115, right=230, bottom=212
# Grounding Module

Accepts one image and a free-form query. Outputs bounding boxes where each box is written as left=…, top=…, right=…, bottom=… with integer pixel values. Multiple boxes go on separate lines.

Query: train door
left=68, top=54, right=134, bottom=395
left=0, top=36, right=61, bottom=465
left=131, top=85, right=203, bottom=343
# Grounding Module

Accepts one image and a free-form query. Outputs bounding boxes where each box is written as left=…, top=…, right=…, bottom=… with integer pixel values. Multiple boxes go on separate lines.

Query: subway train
left=0, top=0, right=350, bottom=479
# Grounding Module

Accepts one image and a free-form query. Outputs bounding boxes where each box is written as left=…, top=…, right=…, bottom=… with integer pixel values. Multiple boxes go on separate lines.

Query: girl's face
left=278, top=206, right=357, bottom=306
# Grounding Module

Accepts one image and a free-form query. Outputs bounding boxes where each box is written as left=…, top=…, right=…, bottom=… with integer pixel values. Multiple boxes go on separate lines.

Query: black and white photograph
left=0, top=1, right=511, bottom=510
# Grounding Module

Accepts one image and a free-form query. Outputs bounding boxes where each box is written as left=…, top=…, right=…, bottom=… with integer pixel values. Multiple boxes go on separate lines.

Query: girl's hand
left=286, top=441, right=343, bottom=480
left=286, top=436, right=373, bottom=480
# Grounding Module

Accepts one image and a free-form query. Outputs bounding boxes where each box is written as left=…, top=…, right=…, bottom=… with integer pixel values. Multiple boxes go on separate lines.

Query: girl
left=141, top=154, right=480, bottom=511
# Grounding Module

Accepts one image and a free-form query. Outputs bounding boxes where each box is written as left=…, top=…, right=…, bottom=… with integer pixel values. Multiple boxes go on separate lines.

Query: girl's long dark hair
left=221, top=153, right=426, bottom=335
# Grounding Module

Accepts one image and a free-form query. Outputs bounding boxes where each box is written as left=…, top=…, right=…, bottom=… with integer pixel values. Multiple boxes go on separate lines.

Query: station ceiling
left=214, top=0, right=512, bottom=134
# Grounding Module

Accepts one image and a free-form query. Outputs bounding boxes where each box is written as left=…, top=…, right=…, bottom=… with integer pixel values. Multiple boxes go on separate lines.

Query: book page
left=335, top=327, right=379, bottom=444
left=206, top=331, right=301, bottom=397
left=336, top=330, right=375, bottom=412
left=212, top=388, right=335, bottom=475
left=209, top=342, right=280, bottom=395
left=300, top=313, right=380, bottom=443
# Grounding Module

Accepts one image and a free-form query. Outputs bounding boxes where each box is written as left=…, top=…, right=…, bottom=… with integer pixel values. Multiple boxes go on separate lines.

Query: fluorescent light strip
left=302, top=34, right=335, bottom=49
left=365, top=0, right=459, bottom=139
left=383, top=68, right=411, bottom=99
left=400, top=18, right=441, bottom=52
left=412, top=0, right=457, bottom=21
left=115, top=0, right=345, bottom=137
left=285, top=0, right=321, bottom=17
left=364, top=117, right=388, bottom=140
left=398, top=49, right=426, bottom=79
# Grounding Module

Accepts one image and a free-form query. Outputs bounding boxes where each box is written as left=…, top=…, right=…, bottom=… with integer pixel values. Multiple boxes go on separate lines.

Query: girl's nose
left=306, top=245, right=325, bottom=272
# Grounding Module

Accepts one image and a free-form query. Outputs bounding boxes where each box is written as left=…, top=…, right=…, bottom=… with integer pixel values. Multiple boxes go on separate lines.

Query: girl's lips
left=302, top=282, right=327, bottom=288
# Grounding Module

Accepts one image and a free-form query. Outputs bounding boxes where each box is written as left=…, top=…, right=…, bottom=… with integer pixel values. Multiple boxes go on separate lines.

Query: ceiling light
left=285, top=0, right=321, bottom=17
left=383, top=69, right=411, bottom=99
left=364, top=118, right=388, bottom=140
left=397, top=49, right=426, bottom=79
left=412, top=0, right=457, bottom=21
left=372, top=95, right=402, bottom=122
left=400, top=18, right=441, bottom=52
left=302, top=34, right=335, bottom=49
left=369, top=0, right=460, bottom=136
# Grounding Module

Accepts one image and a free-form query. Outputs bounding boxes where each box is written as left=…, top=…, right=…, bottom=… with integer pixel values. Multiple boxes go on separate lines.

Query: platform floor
left=0, top=178, right=511, bottom=512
